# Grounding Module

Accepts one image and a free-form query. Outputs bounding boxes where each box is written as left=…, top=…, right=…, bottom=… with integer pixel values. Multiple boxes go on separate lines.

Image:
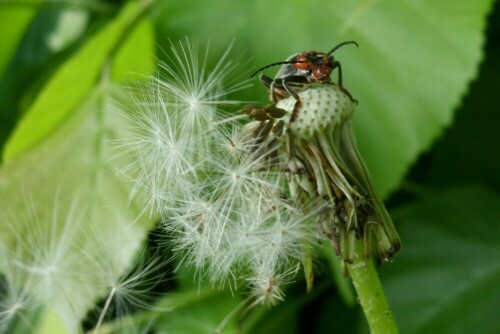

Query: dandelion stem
left=93, top=287, right=116, bottom=334
left=347, top=239, right=399, bottom=334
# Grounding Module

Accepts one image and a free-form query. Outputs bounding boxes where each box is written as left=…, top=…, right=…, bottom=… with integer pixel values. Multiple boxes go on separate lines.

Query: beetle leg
left=271, top=81, right=279, bottom=103
left=286, top=128, right=298, bottom=161
left=272, top=119, right=285, bottom=137
left=333, top=61, right=358, bottom=104
left=282, top=79, right=302, bottom=123
left=256, top=120, right=275, bottom=144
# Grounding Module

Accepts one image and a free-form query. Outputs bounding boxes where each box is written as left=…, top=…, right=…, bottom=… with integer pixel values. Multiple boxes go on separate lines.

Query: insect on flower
left=241, top=42, right=401, bottom=267
left=251, top=41, right=358, bottom=122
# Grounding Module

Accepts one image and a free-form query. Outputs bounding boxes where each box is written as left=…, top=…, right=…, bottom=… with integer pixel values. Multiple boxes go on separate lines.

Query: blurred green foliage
left=0, top=0, right=498, bottom=333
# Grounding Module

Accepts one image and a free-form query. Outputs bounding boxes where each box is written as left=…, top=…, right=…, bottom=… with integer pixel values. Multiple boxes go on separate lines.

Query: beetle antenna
left=327, top=41, right=359, bottom=56
left=251, top=60, right=306, bottom=78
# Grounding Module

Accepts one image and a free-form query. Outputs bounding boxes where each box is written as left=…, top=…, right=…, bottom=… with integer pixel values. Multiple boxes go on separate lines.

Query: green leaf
left=155, top=0, right=494, bottom=197
left=45, top=8, right=89, bottom=53
left=105, top=287, right=299, bottom=334
left=381, top=185, right=500, bottom=334
left=112, top=18, right=155, bottom=82
left=316, top=293, right=359, bottom=334
left=319, top=242, right=356, bottom=306
left=2, top=1, right=147, bottom=160
left=36, top=308, right=68, bottom=334
left=0, top=1, right=42, bottom=78
left=153, top=290, right=243, bottom=334
left=0, top=84, right=154, bottom=330
left=429, top=41, right=500, bottom=189
left=0, top=4, right=156, bottom=331
left=241, top=279, right=332, bottom=334
left=93, top=288, right=220, bottom=333
left=138, top=281, right=326, bottom=334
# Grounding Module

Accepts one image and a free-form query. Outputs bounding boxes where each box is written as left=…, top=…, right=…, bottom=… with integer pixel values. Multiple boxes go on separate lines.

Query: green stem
left=347, top=239, right=399, bottom=334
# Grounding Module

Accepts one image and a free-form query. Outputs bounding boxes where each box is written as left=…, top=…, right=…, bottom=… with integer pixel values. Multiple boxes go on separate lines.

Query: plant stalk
left=347, top=239, right=399, bottom=334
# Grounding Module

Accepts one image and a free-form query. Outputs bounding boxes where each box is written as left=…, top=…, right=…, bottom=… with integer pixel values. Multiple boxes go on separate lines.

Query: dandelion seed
left=115, top=41, right=316, bottom=303
left=117, top=39, right=398, bottom=315
left=113, top=88, right=200, bottom=218
left=156, top=38, right=251, bottom=145
left=0, top=194, right=95, bottom=332
left=1, top=190, right=164, bottom=334
left=213, top=125, right=257, bottom=161
left=166, top=192, right=226, bottom=272
left=246, top=263, right=299, bottom=307
left=114, top=39, right=251, bottom=220
left=83, top=243, right=166, bottom=334
left=0, top=256, right=37, bottom=333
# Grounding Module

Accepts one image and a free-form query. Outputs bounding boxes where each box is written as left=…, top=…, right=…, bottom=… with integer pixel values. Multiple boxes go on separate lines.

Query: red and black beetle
left=251, top=41, right=358, bottom=122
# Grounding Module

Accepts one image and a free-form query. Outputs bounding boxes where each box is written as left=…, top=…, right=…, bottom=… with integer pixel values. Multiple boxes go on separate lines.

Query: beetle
left=251, top=41, right=358, bottom=122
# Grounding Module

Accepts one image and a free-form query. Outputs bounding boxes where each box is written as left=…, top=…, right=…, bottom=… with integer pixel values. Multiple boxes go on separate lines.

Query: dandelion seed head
left=115, top=40, right=355, bottom=306
left=276, top=84, right=355, bottom=139
left=214, top=126, right=256, bottom=161
left=186, top=95, right=200, bottom=112
left=93, top=250, right=165, bottom=316
left=247, top=264, right=291, bottom=306
left=165, top=193, right=229, bottom=273
left=156, top=38, right=251, bottom=137
left=242, top=80, right=401, bottom=265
